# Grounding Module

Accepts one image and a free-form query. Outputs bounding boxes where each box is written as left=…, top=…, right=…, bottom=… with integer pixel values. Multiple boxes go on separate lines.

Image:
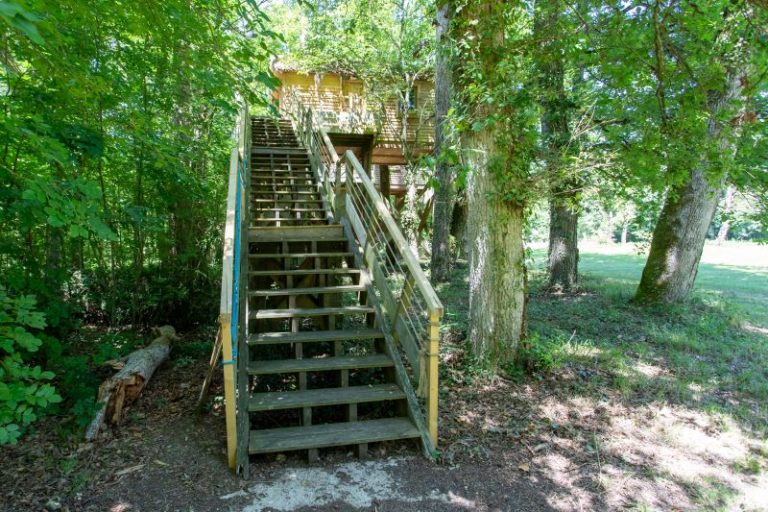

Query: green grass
left=436, top=243, right=768, bottom=432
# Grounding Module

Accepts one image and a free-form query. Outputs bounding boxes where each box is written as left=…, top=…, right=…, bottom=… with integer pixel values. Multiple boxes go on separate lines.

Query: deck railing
left=287, top=99, right=443, bottom=451
left=219, top=102, right=250, bottom=474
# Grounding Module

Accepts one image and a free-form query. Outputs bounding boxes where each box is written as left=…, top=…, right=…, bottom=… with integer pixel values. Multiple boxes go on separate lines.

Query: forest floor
left=1, top=242, right=767, bottom=512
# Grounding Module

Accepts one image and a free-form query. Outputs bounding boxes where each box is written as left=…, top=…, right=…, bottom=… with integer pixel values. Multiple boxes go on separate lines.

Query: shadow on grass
left=435, top=254, right=768, bottom=510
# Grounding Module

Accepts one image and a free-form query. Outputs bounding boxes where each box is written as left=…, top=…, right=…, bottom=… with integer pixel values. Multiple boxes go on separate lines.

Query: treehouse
left=271, top=62, right=435, bottom=199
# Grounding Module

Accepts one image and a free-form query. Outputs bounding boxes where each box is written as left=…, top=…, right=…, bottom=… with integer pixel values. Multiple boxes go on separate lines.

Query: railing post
left=427, top=309, right=440, bottom=449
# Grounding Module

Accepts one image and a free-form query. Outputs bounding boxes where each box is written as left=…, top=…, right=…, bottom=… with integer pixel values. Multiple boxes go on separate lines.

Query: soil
left=1, top=343, right=766, bottom=512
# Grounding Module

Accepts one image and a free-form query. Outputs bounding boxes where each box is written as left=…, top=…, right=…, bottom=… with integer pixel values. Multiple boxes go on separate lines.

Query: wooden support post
left=220, top=314, right=238, bottom=469
left=427, top=309, right=440, bottom=449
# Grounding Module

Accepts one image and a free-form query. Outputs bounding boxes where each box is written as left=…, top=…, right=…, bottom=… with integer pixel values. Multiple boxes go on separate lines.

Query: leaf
left=518, top=462, right=530, bottom=473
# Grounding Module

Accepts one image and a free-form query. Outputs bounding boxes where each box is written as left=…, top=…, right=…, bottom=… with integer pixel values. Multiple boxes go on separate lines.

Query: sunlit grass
left=438, top=241, right=768, bottom=432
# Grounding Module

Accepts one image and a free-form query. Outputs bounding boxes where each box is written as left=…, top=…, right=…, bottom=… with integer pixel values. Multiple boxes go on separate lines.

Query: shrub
left=0, top=287, right=62, bottom=444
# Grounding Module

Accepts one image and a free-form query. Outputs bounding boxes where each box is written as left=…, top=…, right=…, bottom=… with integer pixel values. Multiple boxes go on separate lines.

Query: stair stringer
left=338, top=218, right=436, bottom=458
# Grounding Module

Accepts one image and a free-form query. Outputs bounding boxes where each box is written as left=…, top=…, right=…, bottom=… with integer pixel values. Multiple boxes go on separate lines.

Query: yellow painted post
left=427, top=309, right=440, bottom=448
left=220, top=314, right=237, bottom=469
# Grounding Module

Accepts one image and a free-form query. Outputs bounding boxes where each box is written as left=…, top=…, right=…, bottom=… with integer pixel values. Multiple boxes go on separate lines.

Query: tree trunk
left=450, top=194, right=468, bottom=259
left=430, top=1, right=455, bottom=283
left=716, top=184, right=735, bottom=244
left=635, top=170, right=721, bottom=303
left=621, top=222, right=629, bottom=244
left=535, top=0, right=579, bottom=291
left=547, top=198, right=578, bottom=291
left=635, top=70, right=744, bottom=303
left=465, top=135, right=528, bottom=364
left=379, top=164, right=391, bottom=200
left=86, top=326, right=178, bottom=440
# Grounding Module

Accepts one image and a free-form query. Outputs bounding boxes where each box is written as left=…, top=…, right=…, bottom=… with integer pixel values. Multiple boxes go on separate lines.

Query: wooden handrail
left=285, top=95, right=443, bottom=449
left=218, top=102, right=250, bottom=474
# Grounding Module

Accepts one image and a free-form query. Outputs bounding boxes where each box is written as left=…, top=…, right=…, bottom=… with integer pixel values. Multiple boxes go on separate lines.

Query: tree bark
left=535, top=0, right=579, bottom=291
left=450, top=193, right=468, bottom=259
left=379, top=164, right=391, bottom=200
left=430, top=1, right=455, bottom=283
left=465, top=135, right=528, bottom=364
left=635, top=170, right=722, bottom=303
left=86, top=326, right=177, bottom=440
left=716, top=184, right=736, bottom=244
left=636, top=72, right=743, bottom=303
left=460, top=2, right=527, bottom=365
left=547, top=198, right=578, bottom=291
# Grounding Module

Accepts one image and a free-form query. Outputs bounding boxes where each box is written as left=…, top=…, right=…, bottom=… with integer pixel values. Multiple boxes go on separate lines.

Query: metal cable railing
left=284, top=96, right=443, bottom=449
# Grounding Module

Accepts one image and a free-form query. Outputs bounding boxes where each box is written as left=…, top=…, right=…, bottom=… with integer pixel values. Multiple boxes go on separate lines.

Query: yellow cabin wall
left=276, top=70, right=434, bottom=164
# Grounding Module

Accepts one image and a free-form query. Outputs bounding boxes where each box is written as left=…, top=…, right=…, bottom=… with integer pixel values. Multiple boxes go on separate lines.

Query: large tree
left=534, top=0, right=580, bottom=291
left=429, top=0, right=455, bottom=283
left=453, top=0, right=536, bottom=366
left=590, top=1, right=767, bottom=303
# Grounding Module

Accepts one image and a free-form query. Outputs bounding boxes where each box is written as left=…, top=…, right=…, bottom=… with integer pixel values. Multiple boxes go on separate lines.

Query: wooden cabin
left=272, top=63, right=434, bottom=197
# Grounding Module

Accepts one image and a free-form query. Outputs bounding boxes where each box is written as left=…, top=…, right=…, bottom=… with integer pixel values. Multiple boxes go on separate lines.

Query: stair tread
left=248, top=354, right=392, bottom=374
left=253, top=305, right=374, bottom=320
left=249, top=328, right=383, bottom=345
left=249, top=252, right=351, bottom=258
left=252, top=219, right=327, bottom=223
left=248, top=418, right=419, bottom=454
left=250, top=284, right=364, bottom=297
left=249, top=384, right=404, bottom=412
left=252, top=199, right=324, bottom=203
left=252, top=208, right=327, bottom=212
left=249, top=268, right=360, bottom=276
left=251, top=190, right=319, bottom=194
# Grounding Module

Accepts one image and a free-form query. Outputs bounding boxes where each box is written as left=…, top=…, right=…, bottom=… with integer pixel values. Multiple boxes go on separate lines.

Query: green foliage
left=0, top=287, right=61, bottom=444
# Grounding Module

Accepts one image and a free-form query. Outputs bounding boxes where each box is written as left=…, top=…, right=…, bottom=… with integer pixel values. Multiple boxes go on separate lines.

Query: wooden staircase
left=243, top=117, right=421, bottom=460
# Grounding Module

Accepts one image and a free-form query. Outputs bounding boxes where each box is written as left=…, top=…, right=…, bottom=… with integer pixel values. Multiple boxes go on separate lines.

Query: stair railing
left=285, top=98, right=443, bottom=452
left=219, top=101, right=250, bottom=475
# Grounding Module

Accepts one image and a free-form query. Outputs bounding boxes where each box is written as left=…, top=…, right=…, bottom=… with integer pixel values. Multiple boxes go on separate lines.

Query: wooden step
left=250, top=284, right=364, bottom=297
left=252, top=199, right=324, bottom=204
left=252, top=305, right=374, bottom=320
left=248, top=418, right=419, bottom=454
left=248, top=328, right=383, bottom=346
left=249, top=225, right=344, bottom=242
left=249, top=384, right=405, bottom=412
left=252, top=208, right=327, bottom=213
left=247, top=354, right=392, bottom=375
left=250, top=190, right=319, bottom=195
left=251, top=218, right=327, bottom=224
left=249, top=252, right=351, bottom=259
left=248, top=268, right=360, bottom=277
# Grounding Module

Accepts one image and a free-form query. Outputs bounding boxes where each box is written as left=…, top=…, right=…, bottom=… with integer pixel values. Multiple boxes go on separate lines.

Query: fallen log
left=85, top=326, right=178, bottom=441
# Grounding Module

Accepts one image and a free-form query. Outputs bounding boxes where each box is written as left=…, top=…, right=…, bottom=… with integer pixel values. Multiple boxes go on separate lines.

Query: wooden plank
left=220, top=315, right=237, bottom=469
left=220, top=148, right=239, bottom=315
left=249, top=328, right=383, bottom=345
left=427, top=309, right=440, bottom=448
left=248, top=268, right=360, bottom=277
left=248, top=384, right=404, bottom=411
left=252, top=305, right=374, bottom=320
left=248, top=418, right=419, bottom=454
left=247, top=354, right=393, bottom=374
left=345, top=195, right=367, bottom=247
left=250, top=284, right=364, bottom=297
left=249, top=252, right=352, bottom=259
left=394, top=314, right=420, bottom=374
left=249, top=225, right=343, bottom=242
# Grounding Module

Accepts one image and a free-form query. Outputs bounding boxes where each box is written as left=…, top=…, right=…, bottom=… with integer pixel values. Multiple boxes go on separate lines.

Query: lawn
left=434, top=241, right=768, bottom=510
